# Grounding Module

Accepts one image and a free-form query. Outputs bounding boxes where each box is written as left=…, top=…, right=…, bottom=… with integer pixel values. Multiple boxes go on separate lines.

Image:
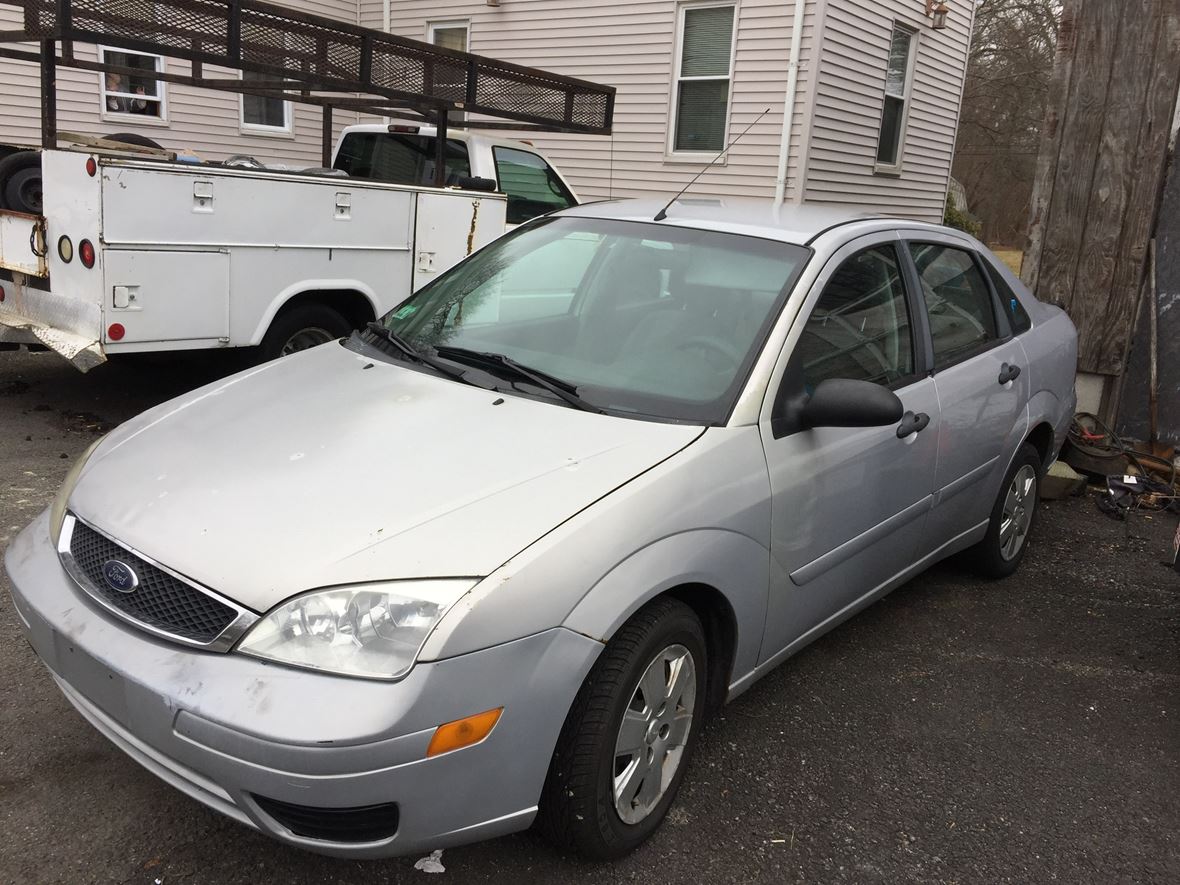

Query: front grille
left=252, top=795, right=400, bottom=843
left=67, top=519, right=237, bottom=644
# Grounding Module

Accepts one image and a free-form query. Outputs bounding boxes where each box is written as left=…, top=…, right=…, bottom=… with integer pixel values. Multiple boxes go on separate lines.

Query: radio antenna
left=654, top=108, right=771, bottom=221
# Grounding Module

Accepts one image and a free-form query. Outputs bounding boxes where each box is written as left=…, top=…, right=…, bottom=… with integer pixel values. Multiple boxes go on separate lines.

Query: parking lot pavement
left=1, top=348, right=1178, bottom=885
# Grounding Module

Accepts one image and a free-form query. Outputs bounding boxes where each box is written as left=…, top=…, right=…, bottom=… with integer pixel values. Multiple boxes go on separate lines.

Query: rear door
left=902, top=235, right=1029, bottom=556
left=759, top=234, right=940, bottom=660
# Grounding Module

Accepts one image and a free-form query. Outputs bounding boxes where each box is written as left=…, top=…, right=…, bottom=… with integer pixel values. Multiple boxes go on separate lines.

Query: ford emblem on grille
left=101, top=560, right=139, bottom=594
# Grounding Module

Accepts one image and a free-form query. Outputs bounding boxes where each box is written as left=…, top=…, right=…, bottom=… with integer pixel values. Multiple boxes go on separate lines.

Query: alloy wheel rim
left=280, top=327, right=335, bottom=356
left=999, top=464, right=1037, bottom=561
left=612, top=643, right=696, bottom=825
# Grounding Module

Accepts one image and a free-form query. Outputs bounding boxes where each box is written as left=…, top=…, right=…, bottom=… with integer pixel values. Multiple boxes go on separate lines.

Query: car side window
left=792, top=244, right=915, bottom=389
left=909, top=244, right=999, bottom=369
left=982, top=259, right=1032, bottom=334
left=493, top=147, right=577, bottom=224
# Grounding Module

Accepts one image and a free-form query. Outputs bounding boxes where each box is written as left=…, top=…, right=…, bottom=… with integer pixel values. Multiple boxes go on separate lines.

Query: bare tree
left=953, top=0, right=1061, bottom=245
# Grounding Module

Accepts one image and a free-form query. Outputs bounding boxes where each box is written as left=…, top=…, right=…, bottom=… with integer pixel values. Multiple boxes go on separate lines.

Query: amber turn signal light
left=426, top=708, right=503, bottom=758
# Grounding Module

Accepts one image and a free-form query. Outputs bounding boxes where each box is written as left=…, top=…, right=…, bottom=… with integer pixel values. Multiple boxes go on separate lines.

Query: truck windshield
left=367, top=217, right=810, bottom=425
left=333, top=132, right=471, bottom=187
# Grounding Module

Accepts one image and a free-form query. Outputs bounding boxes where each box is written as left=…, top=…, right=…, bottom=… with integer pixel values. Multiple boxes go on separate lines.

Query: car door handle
left=998, top=363, right=1022, bottom=385
left=896, top=411, right=930, bottom=439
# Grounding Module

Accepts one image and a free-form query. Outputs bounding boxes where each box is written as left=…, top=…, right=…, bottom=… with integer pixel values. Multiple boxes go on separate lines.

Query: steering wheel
left=675, top=335, right=743, bottom=369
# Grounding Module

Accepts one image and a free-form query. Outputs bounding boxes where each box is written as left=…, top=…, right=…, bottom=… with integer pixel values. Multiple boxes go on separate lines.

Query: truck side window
left=333, top=133, right=471, bottom=187
left=492, top=147, right=577, bottom=224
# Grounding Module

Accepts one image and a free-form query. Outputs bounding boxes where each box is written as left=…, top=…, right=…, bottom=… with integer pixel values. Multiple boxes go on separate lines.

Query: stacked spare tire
left=0, top=133, right=163, bottom=215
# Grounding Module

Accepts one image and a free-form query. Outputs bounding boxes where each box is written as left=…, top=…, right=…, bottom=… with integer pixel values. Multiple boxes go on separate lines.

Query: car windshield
left=366, top=216, right=809, bottom=424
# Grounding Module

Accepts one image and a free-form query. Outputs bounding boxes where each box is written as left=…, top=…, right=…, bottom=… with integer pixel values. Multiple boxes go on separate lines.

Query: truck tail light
left=58, top=236, right=73, bottom=263
left=79, top=239, right=95, bottom=268
left=85, top=157, right=97, bottom=177
left=107, top=323, right=125, bottom=341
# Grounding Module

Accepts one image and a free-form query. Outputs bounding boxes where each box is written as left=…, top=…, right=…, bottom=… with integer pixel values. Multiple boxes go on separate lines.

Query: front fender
left=561, top=529, right=770, bottom=687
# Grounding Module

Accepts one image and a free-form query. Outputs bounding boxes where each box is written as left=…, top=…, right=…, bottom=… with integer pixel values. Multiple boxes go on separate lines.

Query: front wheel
left=970, top=442, right=1043, bottom=578
left=538, top=597, right=706, bottom=859
left=259, top=304, right=352, bottom=362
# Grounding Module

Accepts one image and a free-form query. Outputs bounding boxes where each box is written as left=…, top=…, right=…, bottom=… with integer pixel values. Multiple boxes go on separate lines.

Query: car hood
left=69, top=342, right=703, bottom=612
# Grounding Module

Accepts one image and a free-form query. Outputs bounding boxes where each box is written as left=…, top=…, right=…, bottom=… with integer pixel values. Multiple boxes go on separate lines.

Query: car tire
left=971, top=442, right=1043, bottom=578
left=259, top=304, right=352, bottom=362
left=103, top=132, right=164, bottom=150
left=537, top=597, right=707, bottom=860
left=0, top=151, right=43, bottom=214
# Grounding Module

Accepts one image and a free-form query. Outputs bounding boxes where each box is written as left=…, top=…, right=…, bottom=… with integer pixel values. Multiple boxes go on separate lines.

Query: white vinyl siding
left=802, top=0, right=973, bottom=221
left=670, top=2, right=736, bottom=156
left=0, top=0, right=358, bottom=164
left=379, top=0, right=817, bottom=203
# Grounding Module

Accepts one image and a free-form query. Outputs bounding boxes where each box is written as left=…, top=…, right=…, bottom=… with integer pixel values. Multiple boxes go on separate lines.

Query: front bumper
left=5, top=510, right=602, bottom=858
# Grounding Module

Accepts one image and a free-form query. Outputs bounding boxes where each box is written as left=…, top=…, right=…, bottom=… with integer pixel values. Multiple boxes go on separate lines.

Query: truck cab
left=332, top=124, right=579, bottom=226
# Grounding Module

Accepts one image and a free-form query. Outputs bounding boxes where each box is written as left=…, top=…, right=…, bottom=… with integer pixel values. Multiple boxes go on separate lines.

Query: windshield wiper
left=434, top=346, right=604, bottom=413
left=362, top=322, right=474, bottom=384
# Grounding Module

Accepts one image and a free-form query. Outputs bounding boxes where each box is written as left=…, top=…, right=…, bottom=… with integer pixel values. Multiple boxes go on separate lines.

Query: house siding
left=801, top=0, right=973, bottom=221
left=378, top=0, right=816, bottom=203
left=0, top=0, right=360, bottom=165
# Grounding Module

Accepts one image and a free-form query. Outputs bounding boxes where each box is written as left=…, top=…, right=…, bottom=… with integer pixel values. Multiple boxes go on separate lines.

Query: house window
left=428, top=21, right=469, bottom=52
left=428, top=21, right=470, bottom=125
left=875, top=24, right=916, bottom=170
left=671, top=2, right=736, bottom=154
left=241, top=70, right=292, bottom=133
left=100, top=48, right=165, bottom=119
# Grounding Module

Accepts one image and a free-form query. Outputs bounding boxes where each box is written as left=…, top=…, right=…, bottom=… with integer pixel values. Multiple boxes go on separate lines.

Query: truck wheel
left=104, top=133, right=164, bottom=150
left=0, top=151, right=43, bottom=214
left=538, top=598, right=706, bottom=859
left=260, top=304, right=352, bottom=362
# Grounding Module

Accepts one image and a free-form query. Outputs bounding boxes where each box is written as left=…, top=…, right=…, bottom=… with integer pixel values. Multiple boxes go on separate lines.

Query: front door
left=758, top=236, right=940, bottom=662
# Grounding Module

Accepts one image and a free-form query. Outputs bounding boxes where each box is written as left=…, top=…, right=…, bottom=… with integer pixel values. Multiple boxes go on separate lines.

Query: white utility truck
left=0, top=124, right=579, bottom=369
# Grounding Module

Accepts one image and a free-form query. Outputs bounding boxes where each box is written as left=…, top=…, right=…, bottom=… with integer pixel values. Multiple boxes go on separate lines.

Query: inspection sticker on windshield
left=393, top=305, right=418, bottom=320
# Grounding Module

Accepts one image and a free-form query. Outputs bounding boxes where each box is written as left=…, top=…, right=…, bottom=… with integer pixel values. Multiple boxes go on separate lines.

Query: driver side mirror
left=799, top=378, right=904, bottom=429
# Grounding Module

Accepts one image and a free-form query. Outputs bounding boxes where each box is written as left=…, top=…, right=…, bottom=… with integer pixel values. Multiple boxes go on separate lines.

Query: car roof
left=556, top=197, right=949, bottom=247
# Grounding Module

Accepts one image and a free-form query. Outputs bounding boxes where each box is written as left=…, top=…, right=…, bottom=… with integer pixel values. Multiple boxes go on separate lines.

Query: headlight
left=49, top=436, right=106, bottom=547
left=236, top=580, right=476, bottom=680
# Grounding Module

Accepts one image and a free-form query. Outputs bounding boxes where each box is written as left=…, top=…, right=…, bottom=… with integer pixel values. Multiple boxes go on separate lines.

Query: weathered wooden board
left=1021, top=1, right=1078, bottom=295
left=1022, top=0, right=1180, bottom=376
left=1096, top=5, right=1180, bottom=374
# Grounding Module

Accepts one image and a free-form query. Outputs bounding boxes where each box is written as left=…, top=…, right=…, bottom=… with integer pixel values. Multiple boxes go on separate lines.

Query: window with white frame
left=428, top=20, right=469, bottom=53
left=670, top=2, right=736, bottom=154
left=875, top=23, right=917, bottom=170
left=241, top=70, right=292, bottom=133
left=428, top=21, right=470, bottom=126
left=100, top=48, right=165, bottom=119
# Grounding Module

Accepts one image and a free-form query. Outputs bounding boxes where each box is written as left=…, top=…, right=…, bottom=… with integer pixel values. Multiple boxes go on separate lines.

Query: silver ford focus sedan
left=6, top=200, right=1077, bottom=860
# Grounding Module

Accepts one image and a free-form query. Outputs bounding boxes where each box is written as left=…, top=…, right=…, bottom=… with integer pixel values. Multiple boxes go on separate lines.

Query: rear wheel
left=259, top=304, right=352, bottom=362
left=538, top=597, right=706, bottom=859
left=971, top=443, right=1042, bottom=578
left=0, top=151, right=43, bottom=214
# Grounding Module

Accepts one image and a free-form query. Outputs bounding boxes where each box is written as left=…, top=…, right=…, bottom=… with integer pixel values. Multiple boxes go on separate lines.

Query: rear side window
left=492, top=147, right=577, bottom=223
left=983, top=259, right=1032, bottom=335
left=333, top=133, right=471, bottom=186
left=910, top=244, right=998, bottom=369
left=793, top=244, right=915, bottom=389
